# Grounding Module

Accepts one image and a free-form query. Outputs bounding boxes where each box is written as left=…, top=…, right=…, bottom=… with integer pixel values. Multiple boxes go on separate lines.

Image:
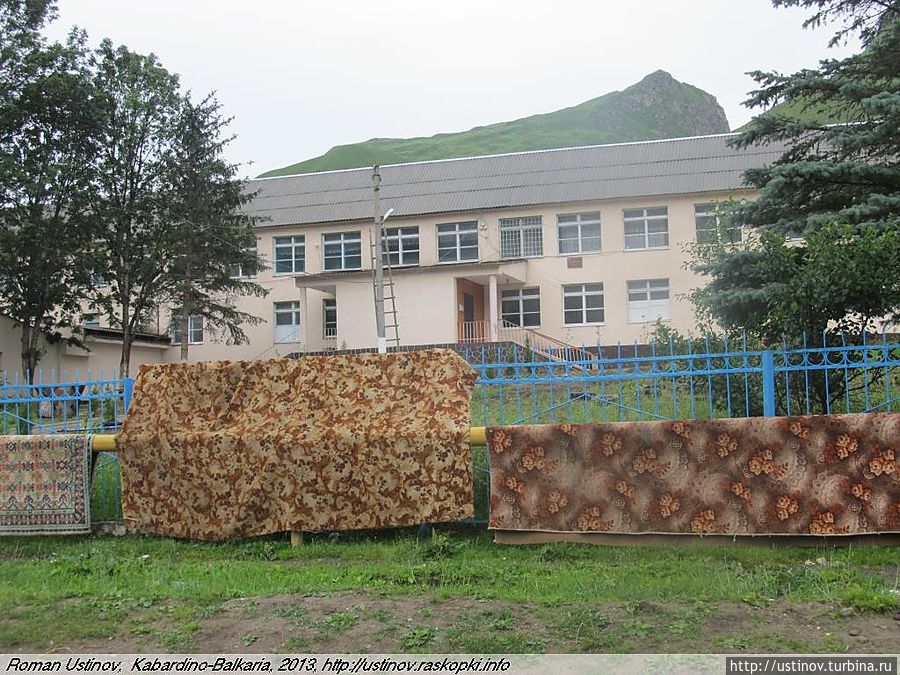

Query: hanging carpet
left=487, top=415, right=900, bottom=540
left=119, top=350, right=477, bottom=540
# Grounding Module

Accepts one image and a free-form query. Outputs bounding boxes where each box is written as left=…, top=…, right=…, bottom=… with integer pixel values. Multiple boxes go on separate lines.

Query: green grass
left=0, top=530, right=897, bottom=650
left=258, top=71, right=728, bottom=177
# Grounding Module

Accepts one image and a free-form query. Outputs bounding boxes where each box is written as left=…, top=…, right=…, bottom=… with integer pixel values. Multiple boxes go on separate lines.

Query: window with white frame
left=323, top=299, right=337, bottom=339
left=500, top=216, right=543, bottom=258
left=623, top=207, right=669, bottom=250
left=437, top=221, right=478, bottom=263
left=695, top=203, right=741, bottom=245
left=230, top=241, right=258, bottom=279
left=626, top=279, right=670, bottom=323
left=82, top=313, right=100, bottom=328
left=274, top=236, right=305, bottom=275
left=274, top=301, right=301, bottom=343
left=501, top=287, right=541, bottom=327
left=383, top=226, right=419, bottom=267
left=323, top=231, right=362, bottom=270
left=171, top=315, right=204, bottom=345
left=563, top=283, right=604, bottom=325
left=558, top=212, right=601, bottom=254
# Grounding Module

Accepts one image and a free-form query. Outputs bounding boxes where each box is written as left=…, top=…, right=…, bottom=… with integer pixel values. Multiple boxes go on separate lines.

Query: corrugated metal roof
left=246, top=133, right=783, bottom=227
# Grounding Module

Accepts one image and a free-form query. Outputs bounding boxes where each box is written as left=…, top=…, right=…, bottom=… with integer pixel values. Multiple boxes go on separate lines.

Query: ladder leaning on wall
left=369, top=234, right=400, bottom=348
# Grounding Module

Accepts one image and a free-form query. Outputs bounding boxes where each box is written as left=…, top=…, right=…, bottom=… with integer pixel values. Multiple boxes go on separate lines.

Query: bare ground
left=42, top=592, right=900, bottom=654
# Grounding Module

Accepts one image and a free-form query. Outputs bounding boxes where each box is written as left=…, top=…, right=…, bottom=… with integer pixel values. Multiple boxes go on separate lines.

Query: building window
left=230, top=241, right=258, bottom=279
left=437, top=221, right=478, bottom=263
left=274, top=236, right=305, bottom=275
left=383, top=226, right=419, bottom=267
left=501, top=287, right=541, bottom=327
left=82, top=313, right=100, bottom=328
left=623, top=207, right=668, bottom=250
left=171, top=315, right=204, bottom=345
left=627, top=279, right=670, bottom=323
left=558, top=212, right=601, bottom=254
left=500, top=216, right=543, bottom=258
left=323, top=231, right=362, bottom=271
left=274, top=301, right=301, bottom=343
left=323, top=299, right=337, bottom=339
left=563, top=283, right=604, bottom=325
left=695, top=203, right=741, bottom=244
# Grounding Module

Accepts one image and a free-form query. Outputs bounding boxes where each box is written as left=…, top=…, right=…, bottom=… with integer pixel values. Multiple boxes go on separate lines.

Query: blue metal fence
left=0, top=369, right=132, bottom=435
left=3, top=335, right=899, bottom=432
left=3, top=334, right=899, bottom=523
left=465, top=334, right=900, bottom=426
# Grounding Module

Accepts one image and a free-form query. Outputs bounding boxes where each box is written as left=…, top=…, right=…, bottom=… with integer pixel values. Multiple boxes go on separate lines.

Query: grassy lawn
left=1, top=529, right=898, bottom=653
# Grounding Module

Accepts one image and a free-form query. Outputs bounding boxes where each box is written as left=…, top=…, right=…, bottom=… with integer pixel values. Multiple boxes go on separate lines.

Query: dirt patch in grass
left=49, top=592, right=900, bottom=654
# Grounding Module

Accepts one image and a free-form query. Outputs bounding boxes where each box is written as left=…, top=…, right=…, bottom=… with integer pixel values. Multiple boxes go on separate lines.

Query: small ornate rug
left=0, top=434, right=92, bottom=535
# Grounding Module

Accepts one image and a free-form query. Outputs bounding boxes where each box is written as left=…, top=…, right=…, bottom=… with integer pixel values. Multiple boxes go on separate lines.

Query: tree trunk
left=20, top=324, right=40, bottom=385
left=119, top=295, right=132, bottom=379
left=180, top=257, right=191, bottom=362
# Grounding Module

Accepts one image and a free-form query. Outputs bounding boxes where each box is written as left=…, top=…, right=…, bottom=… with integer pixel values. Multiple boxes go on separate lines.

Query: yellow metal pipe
left=91, top=427, right=488, bottom=453
left=92, top=434, right=117, bottom=452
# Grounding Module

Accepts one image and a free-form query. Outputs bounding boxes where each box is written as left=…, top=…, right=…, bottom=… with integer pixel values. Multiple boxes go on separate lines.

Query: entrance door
left=456, top=279, right=485, bottom=342
left=463, top=293, right=475, bottom=323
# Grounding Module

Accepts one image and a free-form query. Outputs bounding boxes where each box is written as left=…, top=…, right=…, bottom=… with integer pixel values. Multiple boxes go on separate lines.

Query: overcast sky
left=46, top=1, right=858, bottom=177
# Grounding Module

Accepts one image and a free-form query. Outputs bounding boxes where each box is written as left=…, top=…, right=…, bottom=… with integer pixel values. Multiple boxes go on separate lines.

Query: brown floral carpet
left=119, top=350, right=477, bottom=540
left=487, top=414, right=900, bottom=537
left=0, top=435, right=92, bottom=535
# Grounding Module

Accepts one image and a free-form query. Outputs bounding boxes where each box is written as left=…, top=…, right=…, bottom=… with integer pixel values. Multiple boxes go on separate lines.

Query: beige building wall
left=6, top=187, right=748, bottom=369
left=165, top=187, right=749, bottom=361
left=0, top=315, right=166, bottom=382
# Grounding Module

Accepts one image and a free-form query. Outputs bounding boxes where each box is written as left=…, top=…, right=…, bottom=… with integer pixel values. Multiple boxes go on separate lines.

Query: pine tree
left=165, top=93, right=267, bottom=361
left=690, top=0, right=900, bottom=342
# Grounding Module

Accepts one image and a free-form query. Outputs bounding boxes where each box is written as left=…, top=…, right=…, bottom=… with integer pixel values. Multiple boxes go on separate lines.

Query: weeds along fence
left=2, top=334, right=899, bottom=523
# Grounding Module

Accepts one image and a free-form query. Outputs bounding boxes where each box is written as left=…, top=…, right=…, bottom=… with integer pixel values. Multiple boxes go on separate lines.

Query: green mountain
left=737, top=97, right=859, bottom=130
left=259, top=70, right=731, bottom=177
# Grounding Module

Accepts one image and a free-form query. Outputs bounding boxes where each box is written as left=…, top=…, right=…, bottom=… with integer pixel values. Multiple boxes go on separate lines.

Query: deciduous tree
left=0, top=0, right=101, bottom=380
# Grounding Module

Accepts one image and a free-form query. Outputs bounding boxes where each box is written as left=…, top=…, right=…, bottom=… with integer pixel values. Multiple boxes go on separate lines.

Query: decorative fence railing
left=0, top=369, right=133, bottom=435
left=462, top=334, right=900, bottom=426
left=2, top=334, right=899, bottom=523
left=3, top=336, right=899, bottom=432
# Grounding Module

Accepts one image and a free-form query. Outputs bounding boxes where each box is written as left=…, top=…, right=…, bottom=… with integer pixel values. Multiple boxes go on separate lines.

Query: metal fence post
left=761, top=350, right=776, bottom=417
left=123, top=378, right=134, bottom=415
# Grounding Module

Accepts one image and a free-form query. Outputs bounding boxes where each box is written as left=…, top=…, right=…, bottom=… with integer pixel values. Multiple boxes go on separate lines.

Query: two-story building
left=176, top=132, right=779, bottom=362
left=0, top=132, right=782, bottom=377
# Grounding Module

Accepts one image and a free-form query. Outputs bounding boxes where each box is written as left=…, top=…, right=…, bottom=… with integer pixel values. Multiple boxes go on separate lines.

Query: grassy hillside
left=259, top=70, right=731, bottom=177
left=736, top=97, right=859, bottom=130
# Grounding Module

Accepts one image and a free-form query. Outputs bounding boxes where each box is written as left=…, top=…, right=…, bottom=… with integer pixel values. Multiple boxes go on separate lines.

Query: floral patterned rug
left=119, top=350, right=477, bottom=541
left=0, top=435, right=92, bottom=535
left=487, top=414, right=900, bottom=537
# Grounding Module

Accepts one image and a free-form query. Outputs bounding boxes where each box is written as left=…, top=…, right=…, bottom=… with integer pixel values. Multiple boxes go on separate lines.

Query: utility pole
left=372, top=166, right=387, bottom=354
